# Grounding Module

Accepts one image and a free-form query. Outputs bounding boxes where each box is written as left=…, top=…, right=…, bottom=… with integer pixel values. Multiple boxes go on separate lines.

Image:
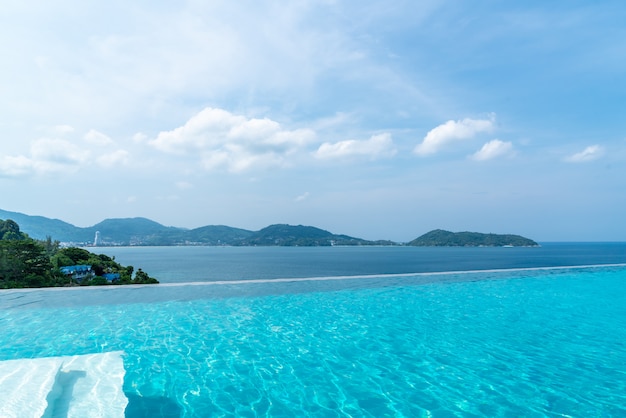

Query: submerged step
left=0, top=351, right=128, bottom=418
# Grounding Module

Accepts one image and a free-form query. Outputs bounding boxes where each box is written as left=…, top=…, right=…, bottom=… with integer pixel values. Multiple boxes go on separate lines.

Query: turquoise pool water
left=2, top=266, right=626, bottom=416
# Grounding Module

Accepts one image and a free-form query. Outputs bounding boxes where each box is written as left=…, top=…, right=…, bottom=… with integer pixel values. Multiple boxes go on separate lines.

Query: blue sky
left=1, top=0, right=625, bottom=241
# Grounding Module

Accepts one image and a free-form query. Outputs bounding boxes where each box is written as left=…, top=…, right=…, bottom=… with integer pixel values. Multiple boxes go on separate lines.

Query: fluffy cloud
left=470, top=139, right=514, bottom=161
left=414, top=116, right=495, bottom=156
left=0, top=155, right=34, bottom=177
left=149, top=107, right=316, bottom=172
left=30, top=138, right=90, bottom=166
left=0, top=130, right=130, bottom=176
left=314, top=133, right=396, bottom=160
left=564, top=145, right=604, bottom=162
left=0, top=139, right=90, bottom=176
left=84, top=129, right=114, bottom=146
left=201, top=149, right=287, bottom=173
left=96, top=150, right=130, bottom=167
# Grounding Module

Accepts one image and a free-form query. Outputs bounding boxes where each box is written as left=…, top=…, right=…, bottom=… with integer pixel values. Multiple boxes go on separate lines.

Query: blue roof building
left=102, top=273, right=121, bottom=282
left=59, top=265, right=94, bottom=282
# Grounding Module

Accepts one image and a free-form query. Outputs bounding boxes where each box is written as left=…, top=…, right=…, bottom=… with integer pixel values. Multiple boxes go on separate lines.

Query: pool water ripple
left=1, top=267, right=626, bottom=416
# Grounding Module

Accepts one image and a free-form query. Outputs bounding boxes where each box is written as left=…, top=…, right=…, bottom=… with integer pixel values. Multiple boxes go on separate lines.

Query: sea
left=1, top=243, right=626, bottom=417
left=94, top=242, right=626, bottom=283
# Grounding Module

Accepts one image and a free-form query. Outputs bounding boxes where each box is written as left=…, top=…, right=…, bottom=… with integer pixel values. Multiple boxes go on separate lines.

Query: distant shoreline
left=2, top=208, right=540, bottom=247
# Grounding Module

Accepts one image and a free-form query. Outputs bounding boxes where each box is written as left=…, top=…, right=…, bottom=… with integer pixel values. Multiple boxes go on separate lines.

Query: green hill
left=5, top=209, right=537, bottom=247
left=408, top=229, right=538, bottom=247
left=186, top=225, right=254, bottom=245
left=0, top=209, right=385, bottom=246
left=0, top=209, right=88, bottom=242
left=86, top=217, right=183, bottom=245
left=240, top=224, right=371, bottom=246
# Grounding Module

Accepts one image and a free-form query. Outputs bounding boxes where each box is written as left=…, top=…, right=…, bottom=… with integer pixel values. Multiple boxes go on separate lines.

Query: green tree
left=119, top=265, right=134, bottom=284
left=89, top=276, right=109, bottom=286
left=1, top=220, right=159, bottom=288
left=0, top=219, right=26, bottom=241
left=41, top=236, right=61, bottom=257
left=0, top=240, right=52, bottom=288
left=56, top=247, right=92, bottom=265
left=133, top=268, right=158, bottom=284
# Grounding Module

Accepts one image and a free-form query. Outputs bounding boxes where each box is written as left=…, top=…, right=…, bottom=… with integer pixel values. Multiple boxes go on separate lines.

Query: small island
left=0, top=219, right=158, bottom=289
left=408, top=229, right=539, bottom=247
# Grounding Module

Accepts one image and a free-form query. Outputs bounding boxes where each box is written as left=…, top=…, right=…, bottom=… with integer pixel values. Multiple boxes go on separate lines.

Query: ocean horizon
left=92, top=242, right=626, bottom=284
left=1, top=244, right=626, bottom=416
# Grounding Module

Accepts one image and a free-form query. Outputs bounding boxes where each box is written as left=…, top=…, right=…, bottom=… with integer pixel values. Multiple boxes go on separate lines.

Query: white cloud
left=414, top=116, right=495, bottom=156
left=0, top=136, right=100, bottom=177
left=96, top=150, right=130, bottom=167
left=0, top=155, right=34, bottom=177
left=149, top=107, right=316, bottom=172
left=314, top=133, right=396, bottom=160
left=311, top=112, right=353, bottom=131
left=470, top=139, right=514, bottom=161
left=84, top=129, right=114, bottom=146
left=30, top=138, right=90, bottom=166
left=564, top=145, right=604, bottom=162
left=27, top=138, right=90, bottom=175
left=201, top=149, right=285, bottom=173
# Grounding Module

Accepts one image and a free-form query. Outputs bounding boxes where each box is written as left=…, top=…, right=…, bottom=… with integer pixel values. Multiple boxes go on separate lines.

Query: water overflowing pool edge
left=2, top=262, right=625, bottom=294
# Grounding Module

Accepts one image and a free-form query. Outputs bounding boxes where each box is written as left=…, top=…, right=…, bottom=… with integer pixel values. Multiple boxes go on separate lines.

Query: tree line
left=0, top=219, right=158, bottom=289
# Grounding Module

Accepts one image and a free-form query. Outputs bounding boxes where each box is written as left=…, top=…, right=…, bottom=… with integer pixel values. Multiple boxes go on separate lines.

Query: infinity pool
left=2, top=266, right=626, bottom=417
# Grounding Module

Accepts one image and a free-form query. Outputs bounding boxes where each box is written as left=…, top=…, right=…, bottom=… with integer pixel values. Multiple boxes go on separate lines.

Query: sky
left=1, top=0, right=625, bottom=242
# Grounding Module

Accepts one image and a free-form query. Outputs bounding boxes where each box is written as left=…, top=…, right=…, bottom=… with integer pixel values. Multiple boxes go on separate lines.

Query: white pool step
left=0, top=352, right=128, bottom=418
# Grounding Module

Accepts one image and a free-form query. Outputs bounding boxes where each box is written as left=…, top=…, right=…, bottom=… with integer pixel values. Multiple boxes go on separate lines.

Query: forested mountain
left=239, top=224, right=376, bottom=246
left=408, top=229, right=539, bottom=247
left=2, top=209, right=537, bottom=247
left=0, top=209, right=87, bottom=242
left=0, top=209, right=387, bottom=246
left=186, top=225, right=254, bottom=245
